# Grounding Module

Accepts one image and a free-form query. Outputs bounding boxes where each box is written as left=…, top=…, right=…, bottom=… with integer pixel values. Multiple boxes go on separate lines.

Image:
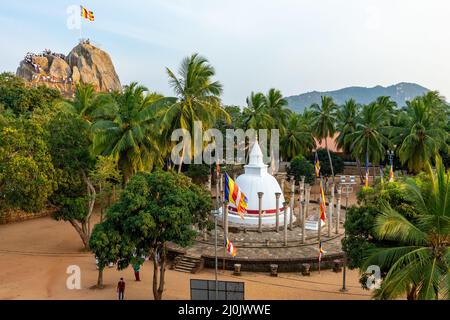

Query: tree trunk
left=69, top=220, right=90, bottom=250
left=97, top=267, right=104, bottom=288
left=356, top=159, right=364, bottom=183
left=325, top=139, right=335, bottom=180
left=152, top=245, right=167, bottom=300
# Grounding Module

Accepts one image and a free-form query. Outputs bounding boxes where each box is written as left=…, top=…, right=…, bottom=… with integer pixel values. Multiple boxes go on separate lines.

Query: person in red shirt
left=117, top=278, right=125, bottom=300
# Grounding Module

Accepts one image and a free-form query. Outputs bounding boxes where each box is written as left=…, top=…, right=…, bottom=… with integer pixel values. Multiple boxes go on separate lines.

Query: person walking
left=117, top=278, right=125, bottom=300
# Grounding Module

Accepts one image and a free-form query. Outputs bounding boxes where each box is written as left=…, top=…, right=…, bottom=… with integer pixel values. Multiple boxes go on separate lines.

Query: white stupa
left=218, top=140, right=294, bottom=228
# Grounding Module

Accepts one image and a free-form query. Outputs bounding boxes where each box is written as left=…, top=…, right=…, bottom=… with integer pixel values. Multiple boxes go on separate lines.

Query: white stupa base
left=216, top=207, right=296, bottom=229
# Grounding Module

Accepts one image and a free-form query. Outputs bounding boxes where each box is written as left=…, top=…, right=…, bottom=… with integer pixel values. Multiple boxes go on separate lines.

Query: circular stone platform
left=167, top=203, right=347, bottom=272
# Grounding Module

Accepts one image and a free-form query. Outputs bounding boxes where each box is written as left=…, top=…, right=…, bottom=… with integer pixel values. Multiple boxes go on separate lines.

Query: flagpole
left=214, top=213, right=218, bottom=300
left=222, top=200, right=227, bottom=273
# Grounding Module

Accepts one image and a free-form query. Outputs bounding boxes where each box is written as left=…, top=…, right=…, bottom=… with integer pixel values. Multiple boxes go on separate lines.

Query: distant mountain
left=285, top=82, right=430, bottom=113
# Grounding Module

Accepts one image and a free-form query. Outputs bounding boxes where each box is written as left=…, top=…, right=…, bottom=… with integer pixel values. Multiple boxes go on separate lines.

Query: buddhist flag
left=314, top=152, right=321, bottom=177
left=365, top=153, right=369, bottom=188
left=319, top=179, right=326, bottom=222
left=318, top=241, right=326, bottom=262
left=225, top=238, right=237, bottom=257
left=389, top=165, right=394, bottom=182
left=80, top=5, right=95, bottom=21
left=224, top=173, right=248, bottom=219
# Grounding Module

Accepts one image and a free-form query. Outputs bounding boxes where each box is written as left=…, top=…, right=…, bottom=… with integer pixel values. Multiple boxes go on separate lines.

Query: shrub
left=286, top=155, right=315, bottom=184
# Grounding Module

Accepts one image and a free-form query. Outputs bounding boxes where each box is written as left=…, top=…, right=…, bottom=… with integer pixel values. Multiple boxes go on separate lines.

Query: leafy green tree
left=0, top=119, right=56, bottom=211
left=310, top=96, right=337, bottom=179
left=159, top=53, right=229, bottom=173
left=0, top=72, right=61, bottom=115
left=45, top=111, right=96, bottom=249
left=308, top=148, right=344, bottom=176
left=362, top=157, right=450, bottom=300
left=89, top=155, right=121, bottom=222
left=286, top=155, right=315, bottom=184
left=92, top=82, right=168, bottom=183
left=395, top=95, right=448, bottom=173
left=280, top=113, right=316, bottom=161
left=97, top=170, right=212, bottom=299
left=89, top=220, right=129, bottom=288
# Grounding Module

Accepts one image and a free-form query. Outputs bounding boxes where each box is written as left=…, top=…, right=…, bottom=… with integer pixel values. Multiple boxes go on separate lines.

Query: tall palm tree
left=92, top=82, right=168, bottom=183
left=159, top=53, right=229, bottom=172
left=346, top=102, right=391, bottom=181
left=264, top=88, right=292, bottom=134
left=311, top=96, right=337, bottom=178
left=242, top=92, right=273, bottom=130
left=57, top=82, right=114, bottom=122
left=336, top=99, right=360, bottom=153
left=362, top=156, right=450, bottom=300
left=395, top=97, right=448, bottom=173
left=280, top=113, right=316, bottom=160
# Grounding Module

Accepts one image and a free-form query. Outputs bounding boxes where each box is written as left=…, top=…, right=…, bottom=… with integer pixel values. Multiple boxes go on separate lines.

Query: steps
left=173, top=255, right=204, bottom=274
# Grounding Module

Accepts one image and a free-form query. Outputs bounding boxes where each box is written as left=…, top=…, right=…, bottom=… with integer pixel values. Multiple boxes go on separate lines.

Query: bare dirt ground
left=0, top=214, right=371, bottom=300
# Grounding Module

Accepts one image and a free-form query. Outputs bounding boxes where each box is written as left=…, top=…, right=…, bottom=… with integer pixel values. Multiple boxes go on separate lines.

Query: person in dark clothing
left=117, top=278, right=125, bottom=300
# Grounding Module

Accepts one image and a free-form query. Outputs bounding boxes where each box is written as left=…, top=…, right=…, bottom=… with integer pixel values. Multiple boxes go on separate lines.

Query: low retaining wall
left=0, top=207, right=57, bottom=224
left=167, top=246, right=344, bottom=272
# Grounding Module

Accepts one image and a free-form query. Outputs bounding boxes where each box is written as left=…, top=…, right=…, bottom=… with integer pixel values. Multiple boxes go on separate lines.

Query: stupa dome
left=221, top=140, right=294, bottom=228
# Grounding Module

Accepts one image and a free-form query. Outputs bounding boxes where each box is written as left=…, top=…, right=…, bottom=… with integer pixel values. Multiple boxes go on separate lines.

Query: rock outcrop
left=16, top=42, right=121, bottom=96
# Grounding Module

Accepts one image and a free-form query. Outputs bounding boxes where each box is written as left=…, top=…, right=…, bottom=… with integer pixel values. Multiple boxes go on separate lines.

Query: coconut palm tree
left=158, top=53, right=229, bottom=173
left=336, top=99, right=360, bottom=153
left=92, top=82, right=168, bottom=183
left=280, top=113, right=316, bottom=161
left=242, top=92, right=273, bottom=130
left=310, top=96, right=337, bottom=178
left=346, top=102, right=391, bottom=182
left=395, top=97, right=448, bottom=173
left=362, top=156, right=450, bottom=300
left=264, top=88, right=292, bottom=134
left=57, top=82, right=114, bottom=122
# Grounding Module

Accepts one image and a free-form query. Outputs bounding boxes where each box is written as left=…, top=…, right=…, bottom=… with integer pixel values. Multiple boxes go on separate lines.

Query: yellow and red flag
left=389, top=166, right=394, bottom=182
left=80, top=5, right=95, bottom=21
left=319, top=179, right=326, bottom=222
left=225, top=237, right=237, bottom=257
left=224, top=173, right=248, bottom=219
left=314, top=152, right=321, bottom=177
left=318, top=241, right=326, bottom=262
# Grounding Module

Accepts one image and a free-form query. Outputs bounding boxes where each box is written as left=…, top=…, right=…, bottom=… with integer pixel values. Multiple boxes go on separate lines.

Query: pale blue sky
left=1, top=0, right=449, bottom=105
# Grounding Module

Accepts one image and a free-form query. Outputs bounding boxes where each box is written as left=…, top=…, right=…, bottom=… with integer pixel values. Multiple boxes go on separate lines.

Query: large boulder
left=15, top=42, right=121, bottom=96
left=66, top=43, right=121, bottom=92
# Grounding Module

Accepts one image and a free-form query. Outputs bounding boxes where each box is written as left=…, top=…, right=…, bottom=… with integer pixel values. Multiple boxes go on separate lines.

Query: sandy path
left=0, top=215, right=371, bottom=300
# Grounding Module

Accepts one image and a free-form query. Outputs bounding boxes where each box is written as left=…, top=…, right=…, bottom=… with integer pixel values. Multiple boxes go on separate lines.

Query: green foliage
left=92, top=83, right=168, bottom=182
left=342, top=205, right=379, bottom=269
left=90, top=170, right=212, bottom=297
left=185, top=164, right=211, bottom=184
left=286, top=156, right=315, bottom=184
left=53, top=196, right=88, bottom=222
left=308, top=148, right=344, bottom=176
left=280, top=113, right=316, bottom=161
left=45, top=111, right=93, bottom=199
left=0, top=72, right=61, bottom=116
left=362, top=157, right=450, bottom=300
left=0, top=119, right=56, bottom=211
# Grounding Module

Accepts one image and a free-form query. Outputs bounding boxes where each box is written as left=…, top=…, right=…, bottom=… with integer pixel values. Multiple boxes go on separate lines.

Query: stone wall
left=0, top=207, right=57, bottom=224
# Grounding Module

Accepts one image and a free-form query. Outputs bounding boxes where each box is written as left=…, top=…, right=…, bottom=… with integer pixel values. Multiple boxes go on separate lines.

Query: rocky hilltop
left=16, top=41, right=121, bottom=96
